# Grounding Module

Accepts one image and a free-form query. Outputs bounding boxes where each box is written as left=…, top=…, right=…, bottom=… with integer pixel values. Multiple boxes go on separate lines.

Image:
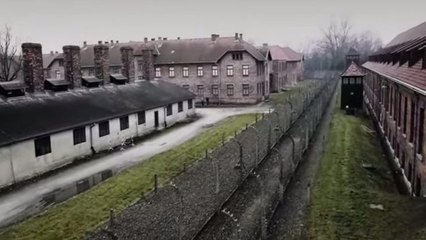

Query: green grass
left=0, top=114, right=257, bottom=240
left=269, top=79, right=319, bottom=106
left=308, top=109, right=426, bottom=240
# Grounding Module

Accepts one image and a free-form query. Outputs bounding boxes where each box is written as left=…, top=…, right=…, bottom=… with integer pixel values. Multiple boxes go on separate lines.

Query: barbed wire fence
left=91, top=78, right=337, bottom=240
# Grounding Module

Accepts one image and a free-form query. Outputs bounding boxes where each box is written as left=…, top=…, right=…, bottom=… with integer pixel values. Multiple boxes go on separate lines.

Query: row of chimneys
left=83, top=40, right=120, bottom=47
left=22, top=42, right=155, bottom=92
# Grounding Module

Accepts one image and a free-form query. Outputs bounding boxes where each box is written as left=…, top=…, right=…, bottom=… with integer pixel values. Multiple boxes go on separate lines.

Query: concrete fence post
left=154, top=174, right=158, bottom=193
left=109, top=209, right=115, bottom=227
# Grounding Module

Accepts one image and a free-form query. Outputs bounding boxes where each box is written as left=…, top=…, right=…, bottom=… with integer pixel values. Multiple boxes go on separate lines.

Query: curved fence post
left=170, top=183, right=184, bottom=240
left=230, top=138, right=245, bottom=175
left=249, top=125, right=260, bottom=166
left=271, top=147, right=284, bottom=203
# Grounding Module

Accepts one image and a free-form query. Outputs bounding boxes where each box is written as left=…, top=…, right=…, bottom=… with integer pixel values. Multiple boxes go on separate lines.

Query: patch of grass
left=0, top=114, right=257, bottom=240
left=308, top=110, right=426, bottom=240
left=269, top=79, right=319, bottom=106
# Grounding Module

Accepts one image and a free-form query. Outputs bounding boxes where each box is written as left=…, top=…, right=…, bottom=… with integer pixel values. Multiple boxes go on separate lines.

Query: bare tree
left=0, top=26, right=21, bottom=82
left=304, top=19, right=383, bottom=72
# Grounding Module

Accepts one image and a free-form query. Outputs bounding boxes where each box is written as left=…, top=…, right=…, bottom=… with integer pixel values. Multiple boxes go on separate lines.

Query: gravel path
left=267, top=84, right=338, bottom=240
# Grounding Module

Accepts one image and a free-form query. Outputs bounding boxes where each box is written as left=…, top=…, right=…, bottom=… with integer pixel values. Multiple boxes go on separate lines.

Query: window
left=242, top=84, right=250, bottom=96
left=73, top=127, right=86, bottom=145
left=182, top=84, right=190, bottom=90
left=410, top=101, right=416, bottom=142
left=403, top=97, right=408, bottom=134
left=232, top=52, right=243, bottom=60
left=227, top=84, right=234, bottom=96
left=398, top=93, right=402, bottom=126
left=34, top=136, right=51, bottom=157
left=349, top=78, right=355, bottom=84
left=138, top=61, right=143, bottom=71
left=88, top=69, right=94, bottom=76
left=166, top=104, right=173, bottom=116
left=138, top=111, right=146, bottom=125
left=343, top=78, right=348, bottom=84
left=188, top=99, right=193, bottom=109
left=169, top=67, right=175, bottom=77
left=197, top=66, right=203, bottom=77
left=257, top=63, right=264, bottom=76
left=183, top=67, right=189, bottom=77
left=155, top=67, right=161, bottom=77
left=197, top=85, right=204, bottom=96
left=178, top=101, right=183, bottom=112
left=138, top=75, right=143, bottom=80
left=120, top=116, right=129, bottom=130
left=212, top=84, right=219, bottom=96
left=99, top=121, right=110, bottom=137
left=226, top=65, right=234, bottom=76
left=418, top=108, right=425, bottom=154
left=55, top=70, right=61, bottom=79
left=212, top=65, right=218, bottom=76
left=242, top=65, right=249, bottom=76
left=356, top=78, right=362, bottom=84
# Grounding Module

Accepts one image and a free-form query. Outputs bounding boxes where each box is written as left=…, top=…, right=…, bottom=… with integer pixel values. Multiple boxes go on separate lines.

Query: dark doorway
left=206, top=97, right=209, bottom=105
left=416, top=177, right=422, bottom=197
left=154, top=111, right=159, bottom=128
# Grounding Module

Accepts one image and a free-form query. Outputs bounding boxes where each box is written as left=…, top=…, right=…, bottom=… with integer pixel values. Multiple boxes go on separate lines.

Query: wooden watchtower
left=340, top=48, right=365, bottom=110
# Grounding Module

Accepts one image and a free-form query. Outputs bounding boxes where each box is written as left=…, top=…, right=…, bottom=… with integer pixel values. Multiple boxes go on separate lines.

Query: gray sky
left=1, top=0, right=425, bottom=53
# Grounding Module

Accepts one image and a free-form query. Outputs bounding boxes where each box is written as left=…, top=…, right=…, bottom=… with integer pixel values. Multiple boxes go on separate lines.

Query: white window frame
left=197, top=66, right=204, bottom=77
left=169, top=67, right=175, bottom=78
left=183, top=67, right=189, bottom=77
left=242, top=65, right=249, bottom=76
left=155, top=67, right=161, bottom=77
left=212, top=65, right=218, bottom=77
left=55, top=70, right=61, bottom=79
left=226, top=65, right=234, bottom=76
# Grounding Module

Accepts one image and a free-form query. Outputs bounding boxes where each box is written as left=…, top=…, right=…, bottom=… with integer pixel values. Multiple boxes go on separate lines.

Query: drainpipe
left=89, top=124, right=96, bottom=155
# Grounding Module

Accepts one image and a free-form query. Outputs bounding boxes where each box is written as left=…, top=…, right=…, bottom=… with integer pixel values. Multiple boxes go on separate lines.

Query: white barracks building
left=0, top=42, right=195, bottom=188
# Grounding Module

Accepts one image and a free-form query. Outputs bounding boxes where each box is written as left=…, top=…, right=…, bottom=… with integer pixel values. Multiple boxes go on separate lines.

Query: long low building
left=0, top=43, right=196, bottom=189
left=363, top=21, right=426, bottom=196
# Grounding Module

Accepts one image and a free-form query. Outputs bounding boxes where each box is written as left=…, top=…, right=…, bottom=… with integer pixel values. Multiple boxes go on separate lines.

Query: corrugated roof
left=341, top=61, right=365, bottom=77
left=363, top=60, right=426, bottom=92
left=387, top=21, right=426, bottom=47
left=0, top=81, right=195, bottom=146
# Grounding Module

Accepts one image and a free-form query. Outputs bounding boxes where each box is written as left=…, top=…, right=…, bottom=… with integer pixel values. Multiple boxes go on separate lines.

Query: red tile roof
left=387, top=21, right=426, bottom=47
left=269, top=45, right=303, bottom=61
left=342, top=61, right=365, bottom=77
left=363, top=59, right=426, bottom=92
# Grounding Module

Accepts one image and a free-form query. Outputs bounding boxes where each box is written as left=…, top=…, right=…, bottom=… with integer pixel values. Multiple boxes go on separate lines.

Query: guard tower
left=341, top=48, right=365, bottom=110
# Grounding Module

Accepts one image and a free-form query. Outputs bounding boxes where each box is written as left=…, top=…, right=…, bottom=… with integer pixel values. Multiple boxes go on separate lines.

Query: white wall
left=0, top=99, right=196, bottom=188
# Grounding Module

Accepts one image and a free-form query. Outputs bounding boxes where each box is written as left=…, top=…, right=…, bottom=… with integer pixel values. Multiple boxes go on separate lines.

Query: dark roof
left=268, top=45, right=303, bottom=61
left=0, top=81, right=195, bottom=146
left=387, top=21, right=426, bottom=47
left=82, top=76, right=103, bottom=83
left=0, top=81, right=26, bottom=90
left=45, top=79, right=69, bottom=86
left=363, top=59, right=426, bottom=92
left=341, top=61, right=365, bottom=77
left=347, top=47, right=359, bottom=56
left=42, top=53, right=63, bottom=69
left=80, top=36, right=265, bottom=67
left=151, top=37, right=265, bottom=65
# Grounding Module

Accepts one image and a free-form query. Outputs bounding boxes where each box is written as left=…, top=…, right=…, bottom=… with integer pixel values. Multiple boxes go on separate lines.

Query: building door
left=154, top=111, right=159, bottom=128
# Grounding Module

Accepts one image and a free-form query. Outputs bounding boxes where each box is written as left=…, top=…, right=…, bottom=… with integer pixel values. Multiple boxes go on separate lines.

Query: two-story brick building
left=363, top=21, right=426, bottom=196
left=78, top=34, right=269, bottom=105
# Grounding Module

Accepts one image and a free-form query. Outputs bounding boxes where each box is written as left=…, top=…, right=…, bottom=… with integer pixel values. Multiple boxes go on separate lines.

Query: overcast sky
left=1, top=0, right=425, bottom=53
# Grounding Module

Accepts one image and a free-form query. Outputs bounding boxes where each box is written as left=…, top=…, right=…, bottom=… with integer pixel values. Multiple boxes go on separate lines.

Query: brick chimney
left=120, top=46, right=135, bottom=83
left=22, top=43, right=44, bottom=92
left=94, top=43, right=110, bottom=84
left=235, top=33, right=239, bottom=40
left=142, top=47, right=154, bottom=81
left=144, top=37, right=148, bottom=43
left=239, top=33, right=243, bottom=41
left=63, top=45, right=82, bottom=88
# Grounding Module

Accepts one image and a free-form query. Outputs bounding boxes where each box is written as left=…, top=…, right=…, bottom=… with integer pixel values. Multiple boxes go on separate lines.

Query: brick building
left=363, top=21, right=426, bottom=196
left=78, top=34, right=270, bottom=105
left=0, top=42, right=196, bottom=189
left=259, top=44, right=304, bottom=92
